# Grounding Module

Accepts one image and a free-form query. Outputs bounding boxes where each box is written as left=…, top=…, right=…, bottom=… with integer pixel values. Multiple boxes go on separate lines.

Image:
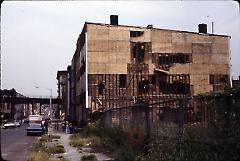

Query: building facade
left=56, top=70, right=68, bottom=119
left=69, top=16, right=230, bottom=123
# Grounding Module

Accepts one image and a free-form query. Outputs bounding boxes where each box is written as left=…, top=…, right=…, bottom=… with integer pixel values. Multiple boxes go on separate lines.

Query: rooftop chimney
left=110, top=15, right=118, bottom=25
left=198, top=23, right=207, bottom=34
left=147, top=24, right=153, bottom=29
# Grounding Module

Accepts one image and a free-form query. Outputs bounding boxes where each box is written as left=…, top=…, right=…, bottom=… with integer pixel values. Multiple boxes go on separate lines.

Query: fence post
left=177, top=97, right=187, bottom=157
left=141, top=102, right=150, bottom=139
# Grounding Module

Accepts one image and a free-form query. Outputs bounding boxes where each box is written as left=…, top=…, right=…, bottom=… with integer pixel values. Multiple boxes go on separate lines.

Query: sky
left=1, top=0, right=240, bottom=96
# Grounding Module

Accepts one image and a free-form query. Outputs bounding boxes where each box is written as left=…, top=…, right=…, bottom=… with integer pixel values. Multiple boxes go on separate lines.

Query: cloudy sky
left=1, top=0, right=239, bottom=96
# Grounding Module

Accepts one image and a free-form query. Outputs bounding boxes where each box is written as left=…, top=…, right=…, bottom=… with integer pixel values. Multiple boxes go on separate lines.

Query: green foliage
left=27, top=151, right=52, bottom=161
left=47, top=144, right=65, bottom=154
left=113, top=144, right=135, bottom=161
left=81, top=154, right=97, bottom=161
left=39, top=134, right=60, bottom=143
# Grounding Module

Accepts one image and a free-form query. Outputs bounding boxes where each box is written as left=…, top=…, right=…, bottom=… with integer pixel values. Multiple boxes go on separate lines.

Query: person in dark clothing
left=44, top=120, right=49, bottom=134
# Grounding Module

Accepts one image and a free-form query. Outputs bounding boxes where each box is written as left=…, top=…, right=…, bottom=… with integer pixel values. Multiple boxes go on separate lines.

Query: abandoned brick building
left=59, top=15, right=230, bottom=124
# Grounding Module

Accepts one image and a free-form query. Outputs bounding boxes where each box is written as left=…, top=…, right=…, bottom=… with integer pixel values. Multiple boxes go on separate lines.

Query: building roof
left=56, top=70, right=68, bottom=80
left=85, top=22, right=230, bottom=38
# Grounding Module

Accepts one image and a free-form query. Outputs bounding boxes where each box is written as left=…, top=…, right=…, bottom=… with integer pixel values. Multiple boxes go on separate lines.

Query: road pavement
left=1, top=124, right=38, bottom=161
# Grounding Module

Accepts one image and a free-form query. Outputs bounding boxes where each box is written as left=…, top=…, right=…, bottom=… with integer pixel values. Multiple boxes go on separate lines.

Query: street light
left=35, top=86, right=52, bottom=117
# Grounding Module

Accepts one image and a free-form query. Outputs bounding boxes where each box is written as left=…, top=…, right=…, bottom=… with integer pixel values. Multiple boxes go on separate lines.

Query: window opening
left=138, top=80, right=150, bottom=94
left=158, top=53, right=190, bottom=65
left=119, top=74, right=127, bottom=88
left=132, top=42, right=145, bottom=63
left=130, top=31, right=144, bottom=37
left=98, top=82, right=105, bottom=95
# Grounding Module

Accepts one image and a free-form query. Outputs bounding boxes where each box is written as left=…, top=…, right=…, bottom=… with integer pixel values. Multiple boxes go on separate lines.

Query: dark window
left=119, top=74, right=127, bottom=88
left=209, top=75, right=214, bottom=84
left=138, top=80, right=150, bottom=94
left=150, top=75, right=156, bottom=85
left=130, top=31, right=144, bottom=37
left=132, top=42, right=145, bottom=63
left=98, top=82, right=105, bottom=95
left=159, top=53, right=190, bottom=65
left=209, top=75, right=229, bottom=84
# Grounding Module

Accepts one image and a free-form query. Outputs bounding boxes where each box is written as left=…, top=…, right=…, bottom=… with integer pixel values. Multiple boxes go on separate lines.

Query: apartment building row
left=57, top=15, right=230, bottom=124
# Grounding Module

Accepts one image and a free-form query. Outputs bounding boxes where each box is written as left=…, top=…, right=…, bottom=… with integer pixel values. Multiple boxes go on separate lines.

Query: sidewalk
left=49, top=124, right=113, bottom=161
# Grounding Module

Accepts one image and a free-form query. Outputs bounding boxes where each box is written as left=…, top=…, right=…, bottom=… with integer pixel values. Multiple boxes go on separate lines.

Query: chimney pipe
left=198, top=23, right=207, bottom=34
left=110, top=15, right=118, bottom=25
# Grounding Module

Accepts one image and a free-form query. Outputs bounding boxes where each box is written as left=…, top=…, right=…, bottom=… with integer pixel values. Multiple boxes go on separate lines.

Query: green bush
left=27, top=151, right=52, bottom=161
left=81, top=154, right=97, bottom=161
left=47, top=144, right=65, bottom=154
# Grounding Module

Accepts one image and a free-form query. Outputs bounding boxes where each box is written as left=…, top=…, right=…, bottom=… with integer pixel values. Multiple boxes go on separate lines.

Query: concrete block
left=189, top=64, right=210, bottom=75
left=190, top=75, right=209, bottom=85
left=192, top=43, right=212, bottom=54
left=109, top=26, right=130, bottom=41
left=213, top=36, right=229, bottom=44
left=88, top=40, right=109, bottom=52
left=172, top=32, right=192, bottom=43
left=152, top=42, right=172, bottom=53
left=172, top=43, right=192, bottom=53
left=169, top=64, right=190, bottom=74
left=209, top=54, right=229, bottom=65
left=116, top=52, right=131, bottom=63
left=193, top=84, right=212, bottom=95
left=192, top=34, right=213, bottom=43
left=108, top=41, right=130, bottom=52
left=208, top=64, right=229, bottom=75
left=151, top=29, right=172, bottom=43
left=88, top=29, right=109, bottom=40
left=212, top=43, right=229, bottom=54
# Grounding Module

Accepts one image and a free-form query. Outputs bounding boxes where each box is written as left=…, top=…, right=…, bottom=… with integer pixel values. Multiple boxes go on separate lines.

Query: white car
left=3, top=122, right=16, bottom=128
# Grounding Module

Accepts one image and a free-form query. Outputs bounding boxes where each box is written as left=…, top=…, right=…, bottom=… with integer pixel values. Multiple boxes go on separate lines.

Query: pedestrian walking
left=44, top=120, right=49, bottom=134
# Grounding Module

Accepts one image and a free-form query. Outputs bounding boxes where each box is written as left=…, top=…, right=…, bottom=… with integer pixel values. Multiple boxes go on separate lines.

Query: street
left=1, top=124, right=38, bottom=161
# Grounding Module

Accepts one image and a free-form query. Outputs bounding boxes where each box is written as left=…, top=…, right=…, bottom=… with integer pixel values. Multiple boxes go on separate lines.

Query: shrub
left=27, top=151, right=52, bottom=161
left=113, top=145, right=135, bottom=161
left=69, top=138, right=84, bottom=148
left=39, top=134, right=60, bottom=143
left=47, top=144, right=65, bottom=154
left=81, top=154, right=97, bottom=161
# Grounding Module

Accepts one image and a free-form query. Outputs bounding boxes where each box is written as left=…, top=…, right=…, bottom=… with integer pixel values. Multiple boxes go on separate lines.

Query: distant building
left=0, top=88, right=18, bottom=120
left=232, top=76, right=240, bottom=88
left=67, top=15, right=230, bottom=124
left=56, top=70, right=68, bottom=119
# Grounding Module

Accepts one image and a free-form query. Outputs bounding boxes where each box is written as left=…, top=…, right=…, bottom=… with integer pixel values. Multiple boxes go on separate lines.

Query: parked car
left=27, top=123, right=44, bottom=136
left=3, top=122, right=16, bottom=129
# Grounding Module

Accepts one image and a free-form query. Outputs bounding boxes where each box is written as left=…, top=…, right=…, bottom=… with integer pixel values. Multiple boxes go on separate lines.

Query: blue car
left=27, top=123, right=44, bottom=136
